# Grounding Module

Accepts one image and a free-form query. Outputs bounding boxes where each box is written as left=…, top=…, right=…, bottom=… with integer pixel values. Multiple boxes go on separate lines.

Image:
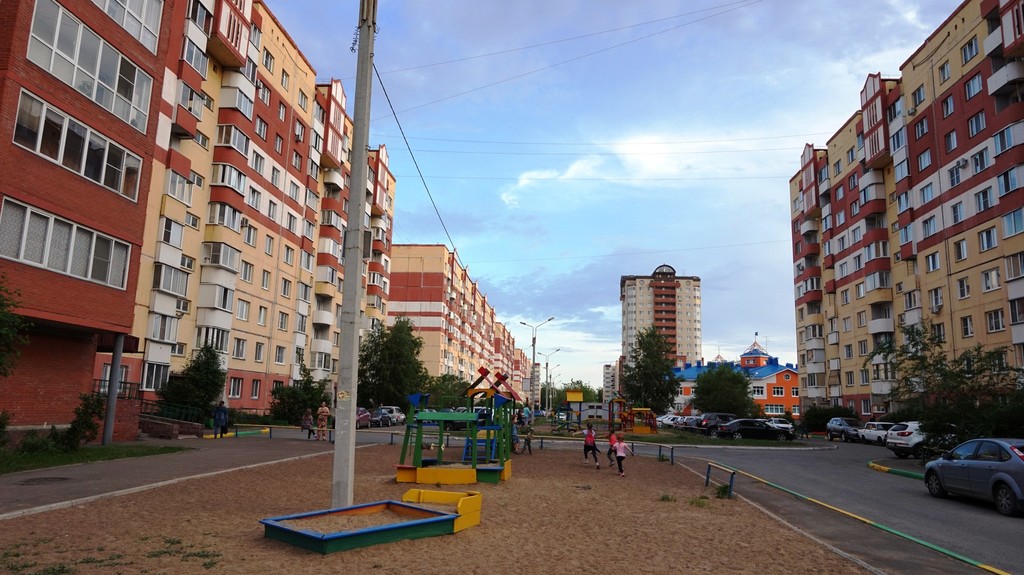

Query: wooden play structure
left=260, top=489, right=481, bottom=554
left=395, top=367, right=523, bottom=485
left=608, top=399, right=657, bottom=435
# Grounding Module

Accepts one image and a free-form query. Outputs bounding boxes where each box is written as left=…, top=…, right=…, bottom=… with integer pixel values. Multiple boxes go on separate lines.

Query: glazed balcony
left=988, top=61, right=1024, bottom=96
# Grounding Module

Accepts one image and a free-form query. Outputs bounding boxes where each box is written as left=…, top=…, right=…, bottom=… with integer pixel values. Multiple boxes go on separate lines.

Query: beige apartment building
left=790, top=0, right=1024, bottom=417
left=620, top=264, right=703, bottom=370
left=388, top=244, right=528, bottom=398
left=92, top=0, right=394, bottom=414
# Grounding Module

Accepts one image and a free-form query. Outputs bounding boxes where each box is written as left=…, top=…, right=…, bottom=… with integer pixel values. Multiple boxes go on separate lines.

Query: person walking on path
left=573, top=423, right=601, bottom=468
left=613, top=431, right=633, bottom=477
left=300, top=408, right=315, bottom=439
left=316, top=401, right=331, bottom=441
left=606, top=429, right=618, bottom=467
left=213, top=401, right=228, bottom=438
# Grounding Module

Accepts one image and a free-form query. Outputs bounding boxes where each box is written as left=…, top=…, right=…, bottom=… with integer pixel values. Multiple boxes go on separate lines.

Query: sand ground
left=0, top=443, right=873, bottom=575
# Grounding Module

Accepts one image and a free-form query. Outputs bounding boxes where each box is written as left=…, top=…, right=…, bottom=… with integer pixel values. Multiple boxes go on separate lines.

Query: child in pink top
left=613, top=432, right=633, bottom=477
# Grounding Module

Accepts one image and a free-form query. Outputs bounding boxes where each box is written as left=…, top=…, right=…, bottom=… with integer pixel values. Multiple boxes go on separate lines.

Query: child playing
left=606, top=429, right=618, bottom=467
left=573, top=423, right=601, bottom=468
left=613, top=432, right=633, bottom=477
left=523, top=425, right=534, bottom=455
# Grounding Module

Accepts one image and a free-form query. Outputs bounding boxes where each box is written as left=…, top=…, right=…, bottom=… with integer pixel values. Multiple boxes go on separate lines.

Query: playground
left=0, top=442, right=874, bottom=574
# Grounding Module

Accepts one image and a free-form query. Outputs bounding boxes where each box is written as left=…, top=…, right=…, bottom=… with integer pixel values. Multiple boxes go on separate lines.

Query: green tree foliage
left=157, top=344, right=226, bottom=412
left=867, top=321, right=1024, bottom=440
left=358, top=316, right=428, bottom=410
left=421, top=373, right=470, bottom=407
left=564, top=380, right=600, bottom=403
left=269, top=362, right=331, bottom=425
left=620, top=327, right=677, bottom=413
left=0, top=273, right=31, bottom=377
left=689, top=363, right=759, bottom=417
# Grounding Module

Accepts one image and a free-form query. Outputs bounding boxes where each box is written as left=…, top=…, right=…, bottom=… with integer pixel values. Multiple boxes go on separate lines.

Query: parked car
left=356, top=407, right=371, bottom=429
left=716, top=418, right=794, bottom=441
left=826, top=417, right=863, bottom=442
left=658, top=415, right=684, bottom=428
left=672, top=415, right=702, bottom=432
left=380, top=406, right=406, bottom=424
left=763, top=418, right=794, bottom=431
left=858, top=421, right=895, bottom=445
left=696, top=412, right=737, bottom=437
left=924, top=438, right=1024, bottom=516
left=886, top=421, right=927, bottom=458
left=369, top=408, right=393, bottom=427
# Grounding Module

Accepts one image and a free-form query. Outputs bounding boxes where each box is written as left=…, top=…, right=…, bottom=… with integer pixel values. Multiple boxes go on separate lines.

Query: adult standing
left=524, top=405, right=532, bottom=423
left=316, top=401, right=331, bottom=441
left=213, top=401, right=228, bottom=439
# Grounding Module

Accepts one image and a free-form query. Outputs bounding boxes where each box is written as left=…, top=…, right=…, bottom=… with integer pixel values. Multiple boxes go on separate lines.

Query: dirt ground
left=0, top=444, right=873, bottom=575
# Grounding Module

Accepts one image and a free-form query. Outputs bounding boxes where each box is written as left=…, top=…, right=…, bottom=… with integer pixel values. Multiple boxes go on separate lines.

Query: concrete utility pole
left=333, top=0, right=377, bottom=508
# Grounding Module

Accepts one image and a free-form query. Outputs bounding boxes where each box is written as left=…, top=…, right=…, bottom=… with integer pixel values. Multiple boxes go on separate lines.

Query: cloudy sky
left=269, top=0, right=962, bottom=387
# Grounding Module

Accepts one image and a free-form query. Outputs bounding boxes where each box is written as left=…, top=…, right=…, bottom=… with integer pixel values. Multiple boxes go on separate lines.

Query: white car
left=859, top=421, right=896, bottom=445
left=763, top=418, right=793, bottom=430
left=658, top=415, right=684, bottom=428
left=380, top=406, right=406, bottom=425
left=886, top=421, right=927, bottom=458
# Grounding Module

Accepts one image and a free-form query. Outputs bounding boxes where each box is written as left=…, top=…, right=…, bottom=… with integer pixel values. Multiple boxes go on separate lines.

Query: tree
left=867, top=321, right=1024, bottom=440
left=157, top=344, right=226, bottom=412
left=689, top=363, right=759, bottom=417
left=420, top=373, right=470, bottom=408
left=269, top=362, right=331, bottom=425
left=0, top=274, right=31, bottom=377
left=564, top=380, right=600, bottom=403
left=620, top=327, right=677, bottom=413
left=358, top=316, right=428, bottom=410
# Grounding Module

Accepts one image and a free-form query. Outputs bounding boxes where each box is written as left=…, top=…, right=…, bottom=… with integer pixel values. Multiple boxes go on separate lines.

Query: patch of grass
left=658, top=494, right=676, bottom=502
left=688, top=495, right=711, bottom=508
left=0, top=445, right=190, bottom=476
left=29, top=565, right=73, bottom=575
left=715, top=484, right=732, bottom=499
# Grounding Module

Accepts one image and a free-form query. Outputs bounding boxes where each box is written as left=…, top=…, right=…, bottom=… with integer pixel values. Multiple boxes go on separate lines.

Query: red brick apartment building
left=791, top=0, right=1024, bottom=418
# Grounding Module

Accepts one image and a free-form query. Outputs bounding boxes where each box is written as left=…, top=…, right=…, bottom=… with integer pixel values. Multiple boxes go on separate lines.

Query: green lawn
left=0, top=445, right=191, bottom=476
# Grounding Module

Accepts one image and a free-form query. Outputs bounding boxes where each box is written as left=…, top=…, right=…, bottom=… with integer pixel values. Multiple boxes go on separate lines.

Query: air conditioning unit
left=907, top=107, right=917, bottom=116
left=930, top=303, right=943, bottom=313
left=957, top=158, right=969, bottom=168
left=240, top=217, right=250, bottom=228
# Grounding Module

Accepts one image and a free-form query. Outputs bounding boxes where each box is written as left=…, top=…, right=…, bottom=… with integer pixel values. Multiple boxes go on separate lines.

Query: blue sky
left=269, top=0, right=962, bottom=387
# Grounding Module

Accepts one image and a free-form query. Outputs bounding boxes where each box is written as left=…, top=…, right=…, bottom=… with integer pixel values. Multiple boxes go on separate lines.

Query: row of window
left=749, top=386, right=800, bottom=398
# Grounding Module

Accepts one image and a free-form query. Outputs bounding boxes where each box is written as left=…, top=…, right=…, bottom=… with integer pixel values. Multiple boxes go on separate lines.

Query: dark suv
left=826, top=417, right=863, bottom=442
left=697, top=412, right=737, bottom=437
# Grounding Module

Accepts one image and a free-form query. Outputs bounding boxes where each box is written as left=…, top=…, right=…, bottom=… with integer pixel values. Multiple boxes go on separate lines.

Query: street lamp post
left=539, top=348, right=561, bottom=413
left=520, top=317, right=554, bottom=415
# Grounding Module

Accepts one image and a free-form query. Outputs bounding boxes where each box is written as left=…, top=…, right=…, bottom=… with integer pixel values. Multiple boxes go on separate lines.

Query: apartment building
left=673, top=342, right=800, bottom=417
left=0, top=0, right=169, bottom=437
left=790, top=0, right=1024, bottom=418
left=388, top=244, right=528, bottom=398
left=620, top=264, right=702, bottom=369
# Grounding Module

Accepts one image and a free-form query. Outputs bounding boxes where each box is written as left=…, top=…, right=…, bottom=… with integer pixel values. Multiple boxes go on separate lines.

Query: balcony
left=805, top=386, right=825, bottom=398
left=805, top=337, right=825, bottom=351
left=988, top=61, right=1024, bottom=96
left=313, top=309, right=334, bottom=326
left=826, top=331, right=839, bottom=345
left=828, top=358, right=840, bottom=370
left=859, top=169, right=883, bottom=189
left=828, top=385, right=841, bottom=397
left=806, top=361, right=825, bottom=374
left=870, top=380, right=893, bottom=395
left=867, top=317, right=894, bottom=335
left=984, top=26, right=1003, bottom=56
left=800, top=218, right=819, bottom=235
left=310, top=338, right=332, bottom=355
left=324, top=169, right=344, bottom=192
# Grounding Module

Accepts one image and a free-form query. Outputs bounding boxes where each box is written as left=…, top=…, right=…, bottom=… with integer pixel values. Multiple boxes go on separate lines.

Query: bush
left=16, top=429, right=57, bottom=454
left=0, top=410, right=9, bottom=449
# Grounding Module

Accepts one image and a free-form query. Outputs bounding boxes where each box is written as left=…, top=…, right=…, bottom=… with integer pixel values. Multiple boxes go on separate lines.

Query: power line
left=369, top=132, right=833, bottom=147
left=462, top=238, right=791, bottom=265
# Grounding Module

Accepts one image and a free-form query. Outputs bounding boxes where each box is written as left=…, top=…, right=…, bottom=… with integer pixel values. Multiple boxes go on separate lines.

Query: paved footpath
left=0, top=435, right=335, bottom=520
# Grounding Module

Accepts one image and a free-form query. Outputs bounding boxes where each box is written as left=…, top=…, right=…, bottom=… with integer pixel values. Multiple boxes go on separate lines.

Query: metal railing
left=139, top=399, right=204, bottom=424
left=91, top=380, right=142, bottom=400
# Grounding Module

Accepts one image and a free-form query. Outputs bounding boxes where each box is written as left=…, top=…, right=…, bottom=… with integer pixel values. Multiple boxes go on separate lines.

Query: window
left=914, top=118, right=929, bottom=139
left=197, top=326, right=228, bottom=352
left=962, top=36, right=978, bottom=64
left=166, top=171, right=193, bottom=205
left=240, top=261, right=253, bottom=282
left=841, top=289, right=850, bottom=305
left=998, top=169, right=1019, bottom=196
left=1006, top=252, right=1024, bottom=280
left=28, top=1, right=153, bottom=132
left=912, top=84, right=925, bottom=106
left=160, top=217, right=183, bottom=248
left=258, top=305, right=267, bottom=326
left=979, top=227, right=997, bottom=251
left=250, top=379, right=261, bottom=400
left=982, top=268, right=1000, bottom=292
left=267, top=200, right=278, bottom=220
left=976, top=187, right=992, bottom=211
left=843, top=344, right=853, bottom=359
left=216, top=125, right=250, bottom=156
left=932, top=322, right=946, bottom=342
left=95, top=0, right=162, bottom=51
left=917, top=149, right=931, bottom=171
left=255, top=117, right=267, bottom=140
left=1005, top=208, right=1024, bottom=237
left=281, top=70, right=289, bottom=90
left=275, top=345, right=285, bottom=364
left=942, top=95, right=954, bottom=118
left=958, top=277, right=970, bottom=299
left=271, top=167, right=281, bottom=188
left=262, top=48, right=274, bottom=72
left=211, top=163, right=246, bottom=193
left=858, top=340, right=868, bottom=356
left=1012, top=299, right=1024, bottom=325
left=14, top=92, right=142, bottom=200
left=274, top=135, right=283, bottom=154
left=944, top=130, right=958, bottom=152
left=890, top=127, right=905, bottom=151
left=264, top=235, right=273, bottom=255
left=897, top=192, right=910, bottom=213
left=894, top=160, right=909, bottom=182
left=961, top=316, right=974, bottom=337
left=143, top=363, right=169, bottom=391
left=280, top=278, right=292, bottom=298
left=261, top=270, right=270, bottom=290
left=0, top=199, right=130, bottom=289
left=228, top=377, right=242, bottom=398
left=278, top=103, right=286, bottom=121
left=929, top=287, right=943, bottom=311
left=298, top=90, right=308, bottom=111
left=968, top=111, right=986, bottom=137
left=994, top=126, right=1015, bottom=155
left=973, top=149, right=990, bottom=174
left=954, top=239, right=968, bottom=261
left=284, top=246, right=295, bottom=265
left=183, top=39, right=209, bottom=78
left=232, top=338, right=245, bottom=359
left=951, top=202, right=964, bottom=224
left=965, top=74, right=983, bottom=99
left=939, top=61, right=950, bottom=82
left=926, top=252, right=940, bottom=272
left=149, top=313, right=177, bottom=343
left=922, top=216, right=937, bottom=237
left=278, top=311, right=289, bottom=330
left=194, top=130, right=209, bottom=148
left=987, top=309, right=1005, bottom=332
left=233, top=297, right=250, bottom=321
left=254, top=342, right=264, bottom=362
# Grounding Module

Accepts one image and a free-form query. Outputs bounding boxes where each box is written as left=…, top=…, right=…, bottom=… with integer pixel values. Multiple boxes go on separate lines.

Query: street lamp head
left=546, top=316, right=555, bottom=322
